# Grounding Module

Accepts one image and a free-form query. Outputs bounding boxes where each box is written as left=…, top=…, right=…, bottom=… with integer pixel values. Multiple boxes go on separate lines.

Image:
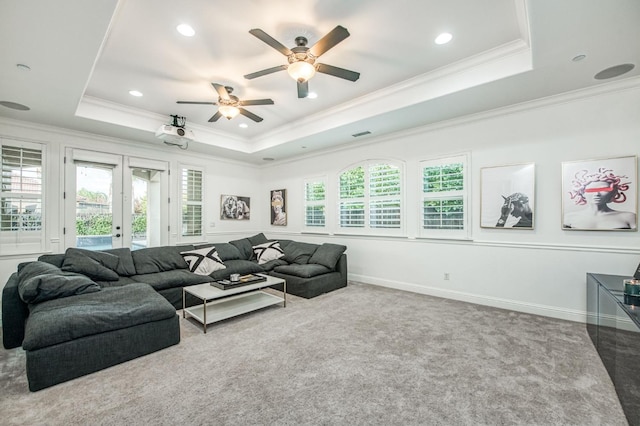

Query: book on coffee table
left=210, top=274, right=267, bottom=290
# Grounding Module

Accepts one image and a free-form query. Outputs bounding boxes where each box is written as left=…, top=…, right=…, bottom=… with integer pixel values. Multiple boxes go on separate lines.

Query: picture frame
left=220, top=194, right=250, bottom=220
left=480, top=163, right=535, bottom=229
left=270, top=189, right=287, bottom=226
left=562, top=156, right=637, bottom=231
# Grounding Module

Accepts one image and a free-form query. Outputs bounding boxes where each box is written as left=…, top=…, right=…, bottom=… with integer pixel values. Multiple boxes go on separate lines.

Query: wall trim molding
left=349, top=274, right=586, bottom=323
left=266, top=230, right=640, bottom=255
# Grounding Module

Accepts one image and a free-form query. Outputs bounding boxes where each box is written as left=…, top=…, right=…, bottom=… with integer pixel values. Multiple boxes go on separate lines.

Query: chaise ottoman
left=22, top=282, right=180, bottom=391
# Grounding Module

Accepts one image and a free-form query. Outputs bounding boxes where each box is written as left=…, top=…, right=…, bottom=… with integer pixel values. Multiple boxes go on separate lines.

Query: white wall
left=258, top=80, right=640, bottom=322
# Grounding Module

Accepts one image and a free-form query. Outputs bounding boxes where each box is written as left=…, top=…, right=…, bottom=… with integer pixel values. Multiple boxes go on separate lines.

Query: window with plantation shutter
left=420, top=154, right=470, bottom=239
left=180, top=167, right=203, bottom=238
left=0, top=140, right=45, bottom=254
left=304, top=178, right=326, bottom=228
left=338, top=161, right=403, bottom=234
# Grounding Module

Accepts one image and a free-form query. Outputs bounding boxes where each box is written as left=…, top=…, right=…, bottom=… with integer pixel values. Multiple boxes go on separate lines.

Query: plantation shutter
left=0, top=141, right=44, bottom=254
left=304, top=179, right=326, bottom=227
left=369, top=163, right=400, bottom=229
left=181, top=168, right=203, bottom=237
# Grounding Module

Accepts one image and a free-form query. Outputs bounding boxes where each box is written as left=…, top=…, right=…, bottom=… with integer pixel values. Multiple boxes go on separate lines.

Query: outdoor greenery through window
left=339, top=161, right=402, bottom=232
left=420, top=154, right=468, bottom=238
left=304, top=178, right=326, bottom=227
left=181, top=167, right=203, bottom=237
left=0, top=141, right=44, bottom=253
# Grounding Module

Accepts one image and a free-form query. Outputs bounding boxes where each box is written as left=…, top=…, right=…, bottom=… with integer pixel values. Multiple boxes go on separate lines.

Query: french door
left=64, top=148, right=169, bottom=250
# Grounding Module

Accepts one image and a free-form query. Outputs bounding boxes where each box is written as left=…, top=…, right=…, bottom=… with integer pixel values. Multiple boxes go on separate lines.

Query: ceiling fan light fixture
left=287, top=61, right=316, bottom=82
left=218, top=105, right=240, bottom=119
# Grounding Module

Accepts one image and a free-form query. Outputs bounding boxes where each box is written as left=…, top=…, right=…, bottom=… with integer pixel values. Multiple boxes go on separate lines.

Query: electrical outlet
left=444, top=273, right=450, bottom=280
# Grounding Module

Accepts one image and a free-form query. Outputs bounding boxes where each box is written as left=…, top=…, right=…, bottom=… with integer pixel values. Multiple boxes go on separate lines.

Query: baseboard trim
left=350, top=273, right=586, bottom=323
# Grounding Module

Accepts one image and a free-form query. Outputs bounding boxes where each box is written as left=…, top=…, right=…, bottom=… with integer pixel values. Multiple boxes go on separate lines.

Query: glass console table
left=587, top=273, right=640, bottom=425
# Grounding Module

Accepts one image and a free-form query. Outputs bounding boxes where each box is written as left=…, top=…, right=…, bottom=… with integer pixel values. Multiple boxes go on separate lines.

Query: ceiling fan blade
left=238, top=108, right=263, bottom=122
left=211, top=83, right=230, bottom=100
left=249, top=29, right=292, bottom=56
left=316, top=63, right=360, bottom=82
left=176, top=101, right=217, bottom=105
left=208, top=111, right=223, bottom=122
left=297, top=80, right=309, bottom=98
left=309, top=25, right=350, bottom=57
left=239, top=98, right=274, bottom=106
left=244, top=64, right=288, bottom=80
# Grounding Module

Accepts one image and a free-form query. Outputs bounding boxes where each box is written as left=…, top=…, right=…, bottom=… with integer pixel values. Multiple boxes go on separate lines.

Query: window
left=304, top=178, right=326, bottom=228
left=420, top=154, right=469, bottom=239
left=338, top=161, right=402, bottom=234
left=0, top=140, right=44, bottom=253
left=180, top=167, right=203, bottom=238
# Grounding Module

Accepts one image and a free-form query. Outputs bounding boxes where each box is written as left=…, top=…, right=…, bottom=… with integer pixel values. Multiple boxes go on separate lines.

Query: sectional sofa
left=2, top=233, right=347, bottom=391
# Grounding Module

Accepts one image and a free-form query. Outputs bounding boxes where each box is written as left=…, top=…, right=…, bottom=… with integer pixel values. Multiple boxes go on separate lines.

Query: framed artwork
left=220, top=195, right=250, bottom=220
left=480, top=163, right=535, bottom=229
left=270, top=189, right=287, bottom=226
left=562, top=156, right=637, bottom=231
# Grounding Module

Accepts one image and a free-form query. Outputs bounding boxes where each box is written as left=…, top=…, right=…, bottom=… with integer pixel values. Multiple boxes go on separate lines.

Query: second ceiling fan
left=244, top=25, right=360, bottom=98
left=177, top=83, right=274, bottom=122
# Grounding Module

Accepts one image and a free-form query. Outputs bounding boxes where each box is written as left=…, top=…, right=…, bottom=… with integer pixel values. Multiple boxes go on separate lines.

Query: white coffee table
left=182, top=274, right=286, bottom=333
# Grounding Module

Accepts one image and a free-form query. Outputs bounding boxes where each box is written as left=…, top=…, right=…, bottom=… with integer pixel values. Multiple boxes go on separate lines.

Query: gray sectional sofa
left=2, top=233, right=347, bottom=391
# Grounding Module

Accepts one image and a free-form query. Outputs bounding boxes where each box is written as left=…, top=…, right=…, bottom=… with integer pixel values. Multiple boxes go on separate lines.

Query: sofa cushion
left=247, top=233, right=269, bottom=246
left=260, top=258, right=288, bottom=272
left=253, top=241, right=285, bottom=265
left=61, top=248, right=120, bottom=281
left=180, top=247, right=226, bottom=276
left=131, top=246, right=191, bottom=274
left=209, top=259, right=264, bottom=280
left=17, top=261, right=101, bottom=304
left=273, top=263, right=333, bottom=278
left=282, top=241, right=319, bottom=264
left=102, top=248, right=137, bottom=276
left=22, top=283, right=175, bottom=351
left=197, top=243, right=244, bottom=261
left=308, top=243, right=347, bottom=270
left=228, top=238, right=253, bottom=260
left=130, top=270, right=213, bottom=291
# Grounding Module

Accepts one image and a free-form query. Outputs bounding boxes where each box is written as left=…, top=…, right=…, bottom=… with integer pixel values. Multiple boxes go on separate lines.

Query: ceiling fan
left=244, top=25, right=360, bottom=98
left=176, top=83, right=274, bottom=122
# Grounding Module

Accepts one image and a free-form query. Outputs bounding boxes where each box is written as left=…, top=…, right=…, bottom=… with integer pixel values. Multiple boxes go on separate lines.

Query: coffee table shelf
left=185, top=291, right=283, bottom=325
left=182, top=275, right=286, bottom=333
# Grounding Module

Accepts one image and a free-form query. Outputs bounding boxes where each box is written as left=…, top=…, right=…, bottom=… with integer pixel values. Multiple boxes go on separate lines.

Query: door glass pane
left=131, top=168, right=162, bottom=249
left=76, top=165, right=113, bottom=250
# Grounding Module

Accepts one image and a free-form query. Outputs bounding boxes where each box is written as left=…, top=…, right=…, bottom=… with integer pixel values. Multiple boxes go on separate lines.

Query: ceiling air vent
left=352, top=131, right=371, bottom=137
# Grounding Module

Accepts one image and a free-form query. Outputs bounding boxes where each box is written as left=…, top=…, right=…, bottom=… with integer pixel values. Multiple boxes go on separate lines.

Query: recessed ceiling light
left=594, top=63, right=635, bottom=80
left=177, top=24, right=195, bottom=37
left=239, top=123, right=248, bottom=128
left=129, top=90, right=143, bottom=97
left=263, top=157, right=275, bottom=161
left=572, top=54, right=586, bottom=62
left=306, top=92, right=318, bottom=99
left=0, top=101, right=30, bottom=111
left=434, top=32, right=453, bottom=45
left=16, top=63, right=31, bottom=71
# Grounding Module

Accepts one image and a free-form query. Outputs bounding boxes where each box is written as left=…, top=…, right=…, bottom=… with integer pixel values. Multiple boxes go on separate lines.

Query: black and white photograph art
left=270, top=189, right=287, bottom=226
left=220, top=195, right=251, bottom=220
left=481, top=163, right=535, bottom=229
left=562, top=156, right=637, bottom=231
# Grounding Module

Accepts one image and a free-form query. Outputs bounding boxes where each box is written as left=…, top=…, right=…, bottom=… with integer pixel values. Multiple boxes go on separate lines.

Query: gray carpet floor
left=0, top=282, right=628, bottom=425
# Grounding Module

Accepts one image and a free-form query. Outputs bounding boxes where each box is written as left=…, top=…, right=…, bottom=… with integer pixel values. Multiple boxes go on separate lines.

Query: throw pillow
left=61, top=248, right=120, bottom=281
left=253, top=241, right=285, bottom=265
left=181, top=247, right=226, bottom=276
left=17, top=262, right=101, bottom=304
left=308, top=243, right=347, bottom=270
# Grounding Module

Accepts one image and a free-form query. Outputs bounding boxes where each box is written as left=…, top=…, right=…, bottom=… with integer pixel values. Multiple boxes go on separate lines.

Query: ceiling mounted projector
left=155, top=124, right=195, bottom=143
